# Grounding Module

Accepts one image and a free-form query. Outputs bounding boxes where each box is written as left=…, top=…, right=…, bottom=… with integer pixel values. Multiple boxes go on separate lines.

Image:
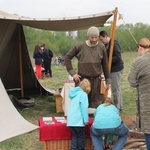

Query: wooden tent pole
left=18, top=25, right=24, bottom=97
left=108, top=7, right=118, bottom=73
left=104, top=8, right=118, bottom=98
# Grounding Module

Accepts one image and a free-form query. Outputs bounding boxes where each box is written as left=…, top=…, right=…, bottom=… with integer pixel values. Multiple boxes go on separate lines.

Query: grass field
left=0, top=52, right=138, bottom=150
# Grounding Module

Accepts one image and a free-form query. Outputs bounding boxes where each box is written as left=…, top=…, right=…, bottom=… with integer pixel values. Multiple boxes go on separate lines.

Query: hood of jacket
left=68, top=86, right=84, bottom=99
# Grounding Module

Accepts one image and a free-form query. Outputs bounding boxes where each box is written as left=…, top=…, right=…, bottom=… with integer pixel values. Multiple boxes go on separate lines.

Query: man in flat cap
left=65, top=26, right=111, bottom=108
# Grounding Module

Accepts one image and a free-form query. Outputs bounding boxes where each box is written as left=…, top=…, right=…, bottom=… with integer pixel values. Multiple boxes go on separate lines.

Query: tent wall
left=0, top=19, right=45, bottom=96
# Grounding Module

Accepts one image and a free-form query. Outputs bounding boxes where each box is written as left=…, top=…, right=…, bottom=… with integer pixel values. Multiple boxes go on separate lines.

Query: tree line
left=23, top=23, right=150, bottom=55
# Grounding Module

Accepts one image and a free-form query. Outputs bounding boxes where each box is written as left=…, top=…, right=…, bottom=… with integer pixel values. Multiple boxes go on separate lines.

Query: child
left=90, top=97, right=129, bottom=150
left=67, top=78, right=91, bottom=150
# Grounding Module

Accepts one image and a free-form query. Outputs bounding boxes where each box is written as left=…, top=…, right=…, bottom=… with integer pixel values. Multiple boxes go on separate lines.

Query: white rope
left=121, top=18, right=138, bottom=44
left=117, top=11, right=138, bottom=45
left=117, top=31, right=131, bottom=51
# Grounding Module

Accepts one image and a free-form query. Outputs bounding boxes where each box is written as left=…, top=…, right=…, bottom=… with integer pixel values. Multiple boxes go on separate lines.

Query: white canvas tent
left=0, top=79, right=38, bottom=142
left=0, top=8, right=118, bottom=142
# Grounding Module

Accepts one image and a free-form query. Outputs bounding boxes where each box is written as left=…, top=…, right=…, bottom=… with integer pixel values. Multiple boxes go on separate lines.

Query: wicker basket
left=43, top=138, right=93, bottom=150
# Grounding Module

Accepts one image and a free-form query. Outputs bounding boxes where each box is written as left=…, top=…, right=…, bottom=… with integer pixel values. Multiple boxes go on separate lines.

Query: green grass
left=0, top=52, right=138, bottom=150
left=121, top=52, right=137, bottom=115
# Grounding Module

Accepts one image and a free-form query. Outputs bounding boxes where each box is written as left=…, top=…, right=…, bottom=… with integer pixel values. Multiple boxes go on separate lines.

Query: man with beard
left=65, top=26, right=111, bottom=108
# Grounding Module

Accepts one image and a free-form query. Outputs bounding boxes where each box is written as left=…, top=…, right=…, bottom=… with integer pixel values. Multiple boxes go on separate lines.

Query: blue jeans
left=144, top=133, right=150, bottom=150
left=69, top=127, right=85, bottom=150
left=90, top=123, right=129, bottom=150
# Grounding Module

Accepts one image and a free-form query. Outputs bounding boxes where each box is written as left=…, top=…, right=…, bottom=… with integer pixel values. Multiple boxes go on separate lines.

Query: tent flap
left=0, top=20, right=46, bottom=96
left=0, top=79, right=38, bottom=142
left=0, top=10, right=114, bottom=31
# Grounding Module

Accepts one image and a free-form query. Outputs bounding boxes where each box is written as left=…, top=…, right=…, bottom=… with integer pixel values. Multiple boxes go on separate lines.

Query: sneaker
left=46, top=73, right=50, bottom=77
left=119, top=109, right=123, bottom=113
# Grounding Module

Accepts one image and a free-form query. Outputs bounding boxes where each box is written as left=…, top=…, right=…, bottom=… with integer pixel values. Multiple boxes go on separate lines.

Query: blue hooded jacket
left=67, top=86, right=89, bottom=127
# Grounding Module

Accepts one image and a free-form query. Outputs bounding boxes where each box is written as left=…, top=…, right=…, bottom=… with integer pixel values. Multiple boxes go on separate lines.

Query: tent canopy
left=0, top=9, right=114, bottom=31
left=0, top=8, right=116, bottom=97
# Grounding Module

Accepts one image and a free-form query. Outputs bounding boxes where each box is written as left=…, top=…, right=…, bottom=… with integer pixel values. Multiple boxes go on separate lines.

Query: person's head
left=40, top=44, right=44, bottom=50
left=79, top=78, right=91, bottom=94
left=34, top=44, right=41, bottom=53
left=42, top=43, right=45, bottom=47
left=137, top=38, right=150, bottom=55
left=104, top=97, right=114, bottom=106
left=87, top=26, right=99, bottom=46
left=99, top=31, right=110, bottom=44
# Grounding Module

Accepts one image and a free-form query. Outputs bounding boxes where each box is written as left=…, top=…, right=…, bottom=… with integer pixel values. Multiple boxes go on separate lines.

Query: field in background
left=0, top=52, right=138, bottom=150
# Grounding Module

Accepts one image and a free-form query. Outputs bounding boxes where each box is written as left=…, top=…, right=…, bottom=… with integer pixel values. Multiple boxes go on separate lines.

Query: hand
left=73, top=74, right=81, bottom=82
left=105, top=142, right=113, bottom=149
left=84, top=122, right=88, bottom=125
left=105, top=84, right=111, bottom=90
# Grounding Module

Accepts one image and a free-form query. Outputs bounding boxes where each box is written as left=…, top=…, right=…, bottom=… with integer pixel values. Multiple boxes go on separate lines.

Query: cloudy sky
left=0, top=0, right=149, bottom=25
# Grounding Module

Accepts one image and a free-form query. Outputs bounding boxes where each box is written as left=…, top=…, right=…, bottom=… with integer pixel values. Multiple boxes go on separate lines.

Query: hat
left=87, top=26, right=99, bottom=37
left=138, top=38, right=150, bottom=48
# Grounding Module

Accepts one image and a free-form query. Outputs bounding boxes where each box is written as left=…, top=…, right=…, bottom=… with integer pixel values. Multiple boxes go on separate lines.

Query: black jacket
left=106, top=40, right=124, bottom=72
left=33, top=53, right=43, bottom=65
left=42, top=48, right=53, bottom=61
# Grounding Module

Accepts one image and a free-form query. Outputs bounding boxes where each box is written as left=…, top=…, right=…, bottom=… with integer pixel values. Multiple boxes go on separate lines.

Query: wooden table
left=54, top=81, right=75, bottom=115
left=60, top=82, right=75, bottom=116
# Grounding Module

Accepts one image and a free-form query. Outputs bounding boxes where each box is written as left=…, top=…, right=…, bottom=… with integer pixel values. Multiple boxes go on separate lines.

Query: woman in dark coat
left=128, top=38, right=150, bottom=149
left=33, top=45, right=43, bottom=79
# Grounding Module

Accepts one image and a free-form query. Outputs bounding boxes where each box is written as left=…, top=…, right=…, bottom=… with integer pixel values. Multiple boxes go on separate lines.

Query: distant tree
left=55, top=32, right=78, bottom=54
left=23, top=23, right=150, bottom=55
left=116, top=23, right=150, bottom=51
left=76, top=30, right=87, bottom=41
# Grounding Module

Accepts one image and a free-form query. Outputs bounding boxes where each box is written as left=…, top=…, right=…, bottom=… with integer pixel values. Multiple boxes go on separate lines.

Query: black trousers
left=43, top=59, right=52, bottom=77
left=69, top=127, right=85, bottom=150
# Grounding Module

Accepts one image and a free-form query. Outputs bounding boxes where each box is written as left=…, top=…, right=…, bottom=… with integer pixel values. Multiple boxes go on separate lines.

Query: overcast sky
left=0, top=0, right=149, bottom=25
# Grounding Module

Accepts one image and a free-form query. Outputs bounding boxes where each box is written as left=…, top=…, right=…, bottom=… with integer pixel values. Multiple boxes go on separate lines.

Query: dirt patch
left=121, top=115, right=136, bottom=130
left=120, top=115, right=146, bottom=149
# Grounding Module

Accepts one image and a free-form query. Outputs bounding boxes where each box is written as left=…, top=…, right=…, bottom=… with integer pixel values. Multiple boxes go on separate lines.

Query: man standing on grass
left=41, top=44, right=53, bottom=78
left=99, top=31, right=124, bottom=112
left=65, top=26, right=111, bottom=108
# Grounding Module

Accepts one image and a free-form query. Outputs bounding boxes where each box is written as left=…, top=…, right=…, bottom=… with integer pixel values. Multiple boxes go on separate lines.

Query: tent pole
left=108, top=7, right=118, bottom=73
left=18, top=25, right=24, bottom=97
left=104, top=8, right=118, bottom=98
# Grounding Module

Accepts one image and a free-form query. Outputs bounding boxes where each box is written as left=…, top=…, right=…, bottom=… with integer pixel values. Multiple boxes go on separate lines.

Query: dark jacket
left=33, top=53, right=43, bottom=65
left=42, top=48, right=53, bottom=61
left=106, top=40, right=124, bottom=72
